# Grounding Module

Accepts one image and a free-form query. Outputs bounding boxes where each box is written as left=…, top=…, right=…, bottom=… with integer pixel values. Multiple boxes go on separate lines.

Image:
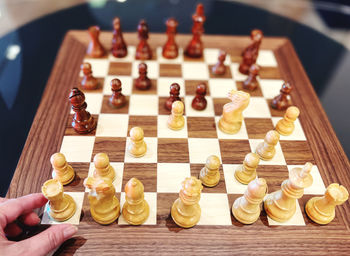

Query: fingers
left=4, top=222, right=22, bottom=238
left=20, top=212, right=40, bottom=226
left=18, top=224, right=78, bottom=256
left=0, top=194, right=47, bottom=229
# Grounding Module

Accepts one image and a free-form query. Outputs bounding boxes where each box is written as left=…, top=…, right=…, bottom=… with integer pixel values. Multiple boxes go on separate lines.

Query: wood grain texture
left=6, top=32, right=350, bottom=255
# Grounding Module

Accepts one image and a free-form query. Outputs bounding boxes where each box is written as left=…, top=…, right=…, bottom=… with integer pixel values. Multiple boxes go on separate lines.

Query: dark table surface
left=1, top=0, right=349, bottom=196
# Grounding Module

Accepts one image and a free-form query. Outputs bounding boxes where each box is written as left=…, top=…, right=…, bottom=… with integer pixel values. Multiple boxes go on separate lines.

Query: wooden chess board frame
left=7, top=31, right=350, bottom=255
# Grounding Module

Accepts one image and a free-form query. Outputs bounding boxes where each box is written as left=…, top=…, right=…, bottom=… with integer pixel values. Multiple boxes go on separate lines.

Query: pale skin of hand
left=0, top=193, right=78, bottom=256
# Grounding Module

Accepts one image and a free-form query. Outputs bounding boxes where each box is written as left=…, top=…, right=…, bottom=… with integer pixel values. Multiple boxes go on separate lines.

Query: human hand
left=0, top=193, right=78, bottom=256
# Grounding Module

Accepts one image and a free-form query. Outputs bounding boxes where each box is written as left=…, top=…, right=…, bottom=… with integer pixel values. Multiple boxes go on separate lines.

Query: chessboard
left=7, top=31, right=350, bottom=255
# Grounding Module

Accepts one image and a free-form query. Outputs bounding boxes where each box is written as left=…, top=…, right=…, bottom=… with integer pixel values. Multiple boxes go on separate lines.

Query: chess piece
left=191, top=83, right=207, bottom=110
left=218, top=90, right=250, bottom=134
left=87, top=25, right=105, bottom=58
left=234, top=153, right=260, bottom=185
left=232, top=178, right=267, bottom=224
left=239, top=29, right=263, bottom=75
left=306, top=183, right=349, bottom=225
left=128, top=127, right=147, bottom=158
left=135, top=20, right=152, bottom=60
left=109, top=78, right=126, bottom=108
left=271, top=82, right=292, bottom=110
left=243, top=64, right=260, bottom=91
left=264, top=162, right=313, bottom=222
left=199, top=155, right=221, bottom=187
left=84, top=177, right=120, bottom=225
left=185, top=4, right=205, bottom=58
left=93, top=153, right=115, bottom=183
left=112, top=17, right=127, bottom=58
left=41, top=179, right=76, bottom=222
left=80, top=62, right=98, bottom=90
left=211, top=50, right=226, bottom=75
left=69, top=88, right=96, bottom=134
left=165, top=83, right=181, bottom=111
left=167, top=101, right=185, bottom=130
left=171, top=176, right=203, bottom=228
left=276, top=106, right=300, bottom=136
left=256, top=130, right=280, bottom=161
left=122, top=178, right=150, bottom=225
left=135, top=63, right=152, bottom=90
left=51, top=153, right=75, bottom=185
left=162, top=17, right=179, bottom=59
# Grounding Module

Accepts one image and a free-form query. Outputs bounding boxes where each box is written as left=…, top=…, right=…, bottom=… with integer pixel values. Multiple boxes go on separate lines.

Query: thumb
left=18, top=224, right=78, bottom=256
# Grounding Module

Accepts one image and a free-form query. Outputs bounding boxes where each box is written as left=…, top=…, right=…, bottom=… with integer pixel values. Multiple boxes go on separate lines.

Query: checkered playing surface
left=42, top=46, right=327, bottom=227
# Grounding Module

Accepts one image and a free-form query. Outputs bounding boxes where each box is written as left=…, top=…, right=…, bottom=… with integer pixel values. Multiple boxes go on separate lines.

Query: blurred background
left=0, top=0, right=349, bottom=196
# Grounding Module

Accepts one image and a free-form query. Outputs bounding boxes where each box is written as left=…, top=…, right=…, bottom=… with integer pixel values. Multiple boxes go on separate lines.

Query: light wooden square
left=96, top=114, right=129, bottom=137
left=272, top=117, right=306, bottom=141
left=267, top=199, right=305, bottom=226
left=230, top=63, right=247, bottom=81
left=204, top=48, right=231, bottom=65
left=244, top=97, right=271, bottom=118
left=124, top=137, right=158, bottom=163
left=85, top=162, right=124, bottom=193
left=215, top=116, right=249, bottom=140
left=108, top=46, right=136, bottom=62
left=209, top=78, right=236, bottom=98
left=103, top=75, right=133, bottom=96
left=249, top=139, right=286, bottom=165
left=198, top=193, right=232, bottom=225
left=157, top=163, right=191, bottom=193
left=118, top=192, right=157, bottom=225
left=184, top=96, right=215, bottom=117
left=132, top=60, right=159, bottom=79
left=259, top=79, right=284, bottom=99
left=69, top=93, right=103, bottom=115
left=223, top=164, right=249, bottom=194
left=60, top=136, right=95, bottom=162
left=257, top=50, right=278, bottom=67
left=129, top=95, right=158, bottom=115
left=80, top=59, right=109, bottom=77
left=41, top=192, right=84, bottom=225
left=157, top=115, right=188, bottom=138
left=188, top=138, right=221, bottom=164
left=156, top=47, right=184, bottom=64
left=182, top=62, right=209, bottom=80
left=157, top=77, right=185, bottom=96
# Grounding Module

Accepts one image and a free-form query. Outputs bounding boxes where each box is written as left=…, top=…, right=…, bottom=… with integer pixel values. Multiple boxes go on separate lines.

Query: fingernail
left=63, top=225, right=78, bottom=239
left=34, top=215, right=41, bottom=224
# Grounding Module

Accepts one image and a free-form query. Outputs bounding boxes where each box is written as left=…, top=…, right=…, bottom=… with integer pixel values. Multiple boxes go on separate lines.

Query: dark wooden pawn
left=69, top=88, right=96, bottom=134
left=243, top=64, right=260, bottom=91
left=192, top=83, right=207, bottom=110
left=185, top=4, right=205, bottom=58
left=112, top=17, right=127, bottom=58
left=271, top=82, right=293, bottom=110
left=109, top=78, right=126, bottom=108
left=135, top=63, right=151, bottom=90
left=211, top=50, right=226, bottom=75
left=135, top=20, right=152, bottom=60
left=162, top=18, right=179, bottom=59
left=165, top=83, right=181, bottom=111
left=87, top=26, right=105, bottom=58
left=239, top=29, right=263, bottom=75
left=81, top=63, right=98, bottom=90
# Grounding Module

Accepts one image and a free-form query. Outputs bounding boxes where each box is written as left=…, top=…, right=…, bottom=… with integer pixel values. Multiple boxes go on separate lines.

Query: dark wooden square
left=159, top=64, right=182, bottom=77
left=280, top=141, right=315, bottom=165
left=228, top=49, right=242, bottom=63
left=219, top=139, right=251, bottom=164
left=158, top=138, right=189, bottom=163
left=92, top=137, right=126, bottom=162
left=213, top=98, right=230, bottom=116
left=184, top=80, right=210, bottom=96
left=63, top=162, right=90, bottom=192
left=236, top=81, right=263, bottom=97
left=122, top=163, right=157, bottom=192
left=257, top=165, right=289, bottom=192
left=245, top=118, right=274, bottom=139
left=101, top=95, right=129, bottom=114
left=208, top=65, right=233, bottom=79
left=190, top=164, right=226, bottom=193
left=158, top=97, right=185, bottom=115
left=77, top=77, right=105, bottom=94
left=65, top=114, right=98, bottom=136
left=187, top=117, right=217, bottom=138
left=157, top=193, right=179, bottom=227
left=260, top=66, right=282, bottom=79
left=108, top=62, right=132, bottom=76
left=132, top=79, right=157, bottom=94
left=127, top=115, right=157, bottom=137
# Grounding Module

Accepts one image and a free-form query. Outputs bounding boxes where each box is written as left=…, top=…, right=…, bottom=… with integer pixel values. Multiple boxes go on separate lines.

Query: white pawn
left=232, top=178, right=267, bottom=224
left=168, top=101, right=185, bottom=130
left=256, top=130, right=280, bottom=161
left=199, top=155, right=221, bottom=187
left=128, top=127, right=147, bottom=158
left=276, top=106, right=300, bottom=136
left=234, top=153, right=260, bottom=185
left=93, top=153, right=115, bottom=182
left=51, top=153, right=75, bottom=185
